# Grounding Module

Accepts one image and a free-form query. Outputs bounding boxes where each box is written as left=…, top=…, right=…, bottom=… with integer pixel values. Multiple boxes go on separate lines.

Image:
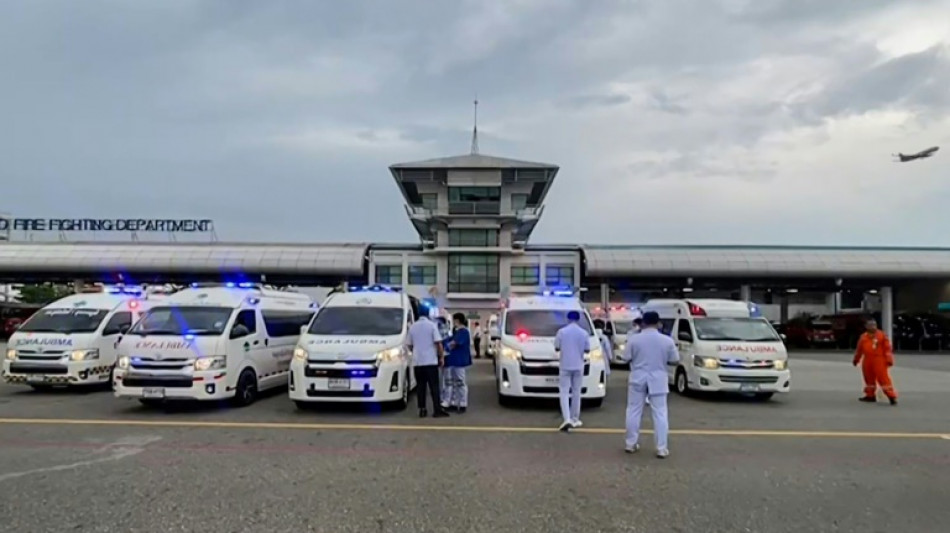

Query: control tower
left=387, top=150, right=560, bottom=305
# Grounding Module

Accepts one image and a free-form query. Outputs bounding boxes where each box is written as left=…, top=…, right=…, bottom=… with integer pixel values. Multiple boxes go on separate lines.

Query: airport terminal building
left=5, top=148, right=950, bottom=343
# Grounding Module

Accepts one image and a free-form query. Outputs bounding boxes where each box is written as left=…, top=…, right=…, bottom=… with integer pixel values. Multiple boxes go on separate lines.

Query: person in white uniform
left=598, top=330, right=612, bottom=377
left=627, top=317, right=649, bottom=406
left=621, top=311, right=679, bottom=457
left=554, top=310, right=589, bottom=431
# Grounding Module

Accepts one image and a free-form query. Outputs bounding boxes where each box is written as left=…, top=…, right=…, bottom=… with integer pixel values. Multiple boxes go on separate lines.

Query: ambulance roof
left=643, top=298, right=756, bottom=318
left=324, top=290, right=405, bottom=308
left=506, top=295, right=584, bottom=311
left=161, top=287, right=314, bottom=310
left=45, top=293, right=142, bottom=312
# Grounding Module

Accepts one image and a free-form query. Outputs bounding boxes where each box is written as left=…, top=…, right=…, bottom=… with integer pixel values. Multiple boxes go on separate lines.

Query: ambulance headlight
left=693, top=355, right=719, bottom=369
left=375, top=347, right=404, bottom=364
left=617, top=343, right=625, bottom=352
left=500, top=345, right=522, bottom=361
left=194, top=356, right=226, bottom=371
left=774, top=359, right=788, bottom=371
left=70, top=349, right=100, bottom=361
left=587, top=348, right=604, bottom=362
left=5, top=349, right=16, bottom=361
left=117, top=356, right=131, bottom=369
left=293, top=347, right=308, bottom=361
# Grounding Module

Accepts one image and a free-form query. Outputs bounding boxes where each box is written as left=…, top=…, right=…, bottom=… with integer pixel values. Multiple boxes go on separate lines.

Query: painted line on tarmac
left=0, top=417, right=946, bottom=440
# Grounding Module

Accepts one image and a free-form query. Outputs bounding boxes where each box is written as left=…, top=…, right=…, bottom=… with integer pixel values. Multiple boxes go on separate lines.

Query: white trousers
left=625, top=382, right=669, bottom=452
left=443, top=367, right=468, bottom=407
left=559, top=369, right=584, bottom=423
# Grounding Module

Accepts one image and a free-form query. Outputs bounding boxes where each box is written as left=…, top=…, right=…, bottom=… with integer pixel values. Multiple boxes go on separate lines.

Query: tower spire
left=470, top=97, right=479, bottom=155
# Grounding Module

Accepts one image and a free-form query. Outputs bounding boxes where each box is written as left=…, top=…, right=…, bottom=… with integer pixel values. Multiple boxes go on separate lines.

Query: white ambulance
left=639, top=298, right=790, bottom=401
left=113, top=283, right=316, bottom=407
left=289, top=284, right=421, bottom=409
left=3, top=286, right=156, bottom=389
left=495, top=288, right=607, bottom=407
left=592, top=305, right=642, bottom=366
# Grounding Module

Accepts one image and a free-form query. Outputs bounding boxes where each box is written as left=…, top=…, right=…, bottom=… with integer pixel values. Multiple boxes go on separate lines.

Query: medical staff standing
left=598, top=330, right=613, bottom=377
left=406, top=314, right=449, bottom=418
left=554, top=310, right=590, bottom=431
left=621, top=311, right=679, bottom=458
left=443, top=313, right=473, bottom=413
left=627, top=317, right=650, bottom=406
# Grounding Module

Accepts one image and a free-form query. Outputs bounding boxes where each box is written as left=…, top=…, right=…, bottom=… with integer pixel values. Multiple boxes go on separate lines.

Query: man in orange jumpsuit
left=853, top=318, right=897, bottom=405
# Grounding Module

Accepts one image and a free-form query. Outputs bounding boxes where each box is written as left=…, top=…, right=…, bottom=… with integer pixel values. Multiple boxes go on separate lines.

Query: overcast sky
left=2, top=0, right=949, bottom=246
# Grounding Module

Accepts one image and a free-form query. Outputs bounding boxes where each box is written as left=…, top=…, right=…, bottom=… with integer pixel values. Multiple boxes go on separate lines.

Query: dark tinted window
left=19, top=308, right=108, bottom=334
left=504, top=310, right=592, bottom=337
left=308, top=307, right=403, bottom=336
left=234, top=310, right=257, bottom=335
left=129, top=306, right=233, bottom=336
left=692, top=317, right=781, bottom=342
left=262, top=310, right=314, bottom=338
left=104, top=312, right=133, bottom=334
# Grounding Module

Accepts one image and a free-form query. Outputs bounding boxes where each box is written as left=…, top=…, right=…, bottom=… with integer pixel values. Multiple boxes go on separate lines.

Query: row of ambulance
left=1, top=283, right=791, bottom=409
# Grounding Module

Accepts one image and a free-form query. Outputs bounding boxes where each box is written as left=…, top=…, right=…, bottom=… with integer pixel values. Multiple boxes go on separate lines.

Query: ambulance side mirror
left=300, top=325, right=308, bottom=335
left=780, top=333, right=787, bottom=341
left=677, top=330, right=693, bottom=343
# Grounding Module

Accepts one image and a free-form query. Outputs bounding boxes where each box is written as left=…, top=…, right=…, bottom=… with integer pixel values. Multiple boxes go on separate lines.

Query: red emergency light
left=128, top=300, right=139, bottom=310
left=516, top=329, right=529, bottom=341
left=687, top=302, right=706, bottom=316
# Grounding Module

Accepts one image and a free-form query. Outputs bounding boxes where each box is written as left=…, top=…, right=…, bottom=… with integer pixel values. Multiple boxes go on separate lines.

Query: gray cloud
left=1, top=0, right=948, bottom=247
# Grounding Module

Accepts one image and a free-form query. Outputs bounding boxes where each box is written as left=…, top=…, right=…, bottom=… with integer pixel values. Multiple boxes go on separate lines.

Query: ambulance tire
left=232, top=368, right=258, bottom=407
left=394, top=375, right=410, bottom=410
left=752, top=392, right=774, bottom=402
left=29, top=384, right=54, bottom=392
left=294, top=401, right=313, bottom=411
left=674, top=367, right=691, bottom=396
left=497, top=392, right=517, bottom=408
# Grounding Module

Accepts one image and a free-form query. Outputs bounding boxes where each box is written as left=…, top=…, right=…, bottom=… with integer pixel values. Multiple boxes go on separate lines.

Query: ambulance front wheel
left=29, top=384, right=54, bottom=392
left=231, top=368, right=258, bottom=407
left=674, top=367, right=691, bottom=396
left=753, top=392, right=774, bottom=402
left=497, top=392, right=517, bottom=408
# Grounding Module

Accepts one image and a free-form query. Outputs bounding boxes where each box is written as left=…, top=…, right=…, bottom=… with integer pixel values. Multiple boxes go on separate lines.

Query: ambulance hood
left=119, top=336, right=217, bottom=360
left=709, top=341, right=787, bottom=360
left=505, top=335, right=598, bottom=360
left=303, top=335, right=402, bottom=359
left=8, top=332, right=98, bottom=353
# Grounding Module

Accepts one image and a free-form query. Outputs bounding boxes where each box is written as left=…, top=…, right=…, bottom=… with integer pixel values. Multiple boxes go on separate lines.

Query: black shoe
left=889, top=397, right=898, bottom=406
left=419, top=408, right=428, bottom=418
left=859, top=397, right=876, bottom=403
left=457, top=407, right=466, bottom=414
left=433, top=410, right=450, bottom=418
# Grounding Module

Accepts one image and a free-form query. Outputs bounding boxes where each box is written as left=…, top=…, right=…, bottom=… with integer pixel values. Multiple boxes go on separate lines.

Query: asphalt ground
left=0, top=345, right=948, bottom=533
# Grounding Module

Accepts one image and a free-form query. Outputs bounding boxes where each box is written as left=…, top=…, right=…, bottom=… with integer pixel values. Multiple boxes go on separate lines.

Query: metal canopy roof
left=0, top=242, right=369, bottom=276
left=581, top=245, right=950, bottom=278
left=389, top=153, right=558, bottom=170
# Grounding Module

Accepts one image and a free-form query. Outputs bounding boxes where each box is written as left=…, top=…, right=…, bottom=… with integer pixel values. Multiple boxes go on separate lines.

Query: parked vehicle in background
left=1, top=302, right=43, bottom=339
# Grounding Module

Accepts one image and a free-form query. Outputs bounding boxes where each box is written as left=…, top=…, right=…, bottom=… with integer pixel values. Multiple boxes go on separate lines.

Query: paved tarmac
left=0, top=346, right=948, bottom=533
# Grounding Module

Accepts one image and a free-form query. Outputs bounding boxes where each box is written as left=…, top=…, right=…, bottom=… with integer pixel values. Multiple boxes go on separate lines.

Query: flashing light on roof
left=516, top=329, right=529, bottom=341
left=128, top=300, right=139, bottom=310
left=786, top=288, right=799, bottom=294
left=687, top=302, right=706, bottom=316
left=352, top=284, right=400, bottom=293
left=747, top=302, right=762, bottom=318
left=247, top=297, right=260, bottom=305
left=541, top=286, right=576, bottom=297
left=105, top=286, right=143, bottom=296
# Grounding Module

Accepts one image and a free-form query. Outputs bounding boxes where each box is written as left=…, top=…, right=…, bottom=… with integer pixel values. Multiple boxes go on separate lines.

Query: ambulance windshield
left=18, top=308, right=109, bottom=334
left=693, top=317, right=781, bottom=342
left=129, top=306, right=233, bottom=336
left=505, top=310, right=593, bottom=337
left=309, top=307, right=403, bottom=336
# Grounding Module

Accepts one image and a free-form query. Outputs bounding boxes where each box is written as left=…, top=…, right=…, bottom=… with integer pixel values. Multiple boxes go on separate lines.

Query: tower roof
left=389, top=153, right=558, bottom=170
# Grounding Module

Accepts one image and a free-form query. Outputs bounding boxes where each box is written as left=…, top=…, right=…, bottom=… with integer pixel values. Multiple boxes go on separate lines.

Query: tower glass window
left=448, top=187, right=500, bottom=214
left=448, top=229, right=499, bottom=247
left=375, top=265, right=402, bottom=285
left=408, top=264, right=437, bottom=285
left=545, top=265, right=574, bottom=287
left=448, top=254, right=500, bottom=293
left=510, top=265, right=540, bottom=286
left=419, top=193, right=438, bottom=210
left=511, top=193, right=529, bottom=211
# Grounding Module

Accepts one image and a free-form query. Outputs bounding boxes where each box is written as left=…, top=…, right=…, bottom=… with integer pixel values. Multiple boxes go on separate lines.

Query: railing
left=448, top=202, right=501, bottom=215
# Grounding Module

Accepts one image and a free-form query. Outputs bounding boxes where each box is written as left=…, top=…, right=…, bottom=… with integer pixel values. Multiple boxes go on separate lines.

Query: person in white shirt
left=554, top=310, right=590, bottom=431
left=472, top=321, right=483, bottom=359
left=621, top=311, right=680, bottom=458
left=406, top=315, right=449, bottom=418
left=598, top=330, right=612, bottom=378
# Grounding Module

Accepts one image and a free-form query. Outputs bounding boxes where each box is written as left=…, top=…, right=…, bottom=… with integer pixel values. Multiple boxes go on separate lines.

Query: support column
left=739, top=285, right=751, bottom=302
left=779, top=295, right=789, bottom=323
left=600, top=283, right=609, bottom=310
left=72, top=279, right=84, bottom=294
left=881, top=286, right=893, bottom=342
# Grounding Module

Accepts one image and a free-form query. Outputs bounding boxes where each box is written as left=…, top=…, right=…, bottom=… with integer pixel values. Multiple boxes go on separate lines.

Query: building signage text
left=0, top=218, right=213, bottom=233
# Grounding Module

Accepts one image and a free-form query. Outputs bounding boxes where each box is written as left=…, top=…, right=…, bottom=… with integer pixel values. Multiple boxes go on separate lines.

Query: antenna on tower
left=470, top=96, right=479, bottom=155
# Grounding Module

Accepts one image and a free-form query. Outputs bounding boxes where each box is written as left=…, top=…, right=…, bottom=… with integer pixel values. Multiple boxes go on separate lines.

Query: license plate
left=544, top=377, right=559, bottom=385
left=142, top=387, right=165, bottom=399
left=328, top=378, right=350, bottom=390
left=27, top=375, right=47, bottom=383
left=739, top=383, right=759, bottom=392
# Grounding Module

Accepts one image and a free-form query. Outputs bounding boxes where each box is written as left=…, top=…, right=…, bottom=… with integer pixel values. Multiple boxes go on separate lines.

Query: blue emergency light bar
left=105, top=286, right=143, bottom=296
left=540, top=286, right=585, bottom=297
left=351, top=284, right=401, bottom=293
left=190, top=282, right=258, bottom=289
left=747, top=302, right=763, bottom=317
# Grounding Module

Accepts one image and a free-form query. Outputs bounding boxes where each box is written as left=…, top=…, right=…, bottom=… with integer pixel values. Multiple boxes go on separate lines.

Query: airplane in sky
left=893, top=146, right=939, bottom=162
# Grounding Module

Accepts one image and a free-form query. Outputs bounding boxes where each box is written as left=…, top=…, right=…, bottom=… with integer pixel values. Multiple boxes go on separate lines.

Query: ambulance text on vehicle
left=113, top=283, right=315, bottom=406
left=495, top=288, right=607, bottom=407
left=3, top=286, right=155, bottom=389
left=639, top=298, right=790, bottom=400
left=289, top=285, right=420, bottom=409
